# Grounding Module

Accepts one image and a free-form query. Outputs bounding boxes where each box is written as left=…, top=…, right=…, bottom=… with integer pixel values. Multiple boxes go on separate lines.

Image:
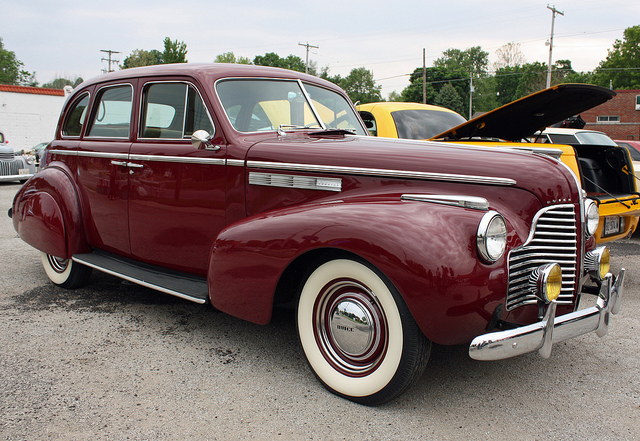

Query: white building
left=0, top=85, right=70, bottom=151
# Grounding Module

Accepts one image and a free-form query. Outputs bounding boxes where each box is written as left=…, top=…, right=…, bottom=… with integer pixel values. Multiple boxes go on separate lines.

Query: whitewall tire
left=297, top=258, right=430, bottom=405
left=41, top=252, right=92, bottom=289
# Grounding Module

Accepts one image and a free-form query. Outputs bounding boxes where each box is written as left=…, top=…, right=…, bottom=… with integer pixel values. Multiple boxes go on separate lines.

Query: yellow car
left=357, top=85, right=640, bottom=243
left=357, top=102, right=466, bottom=139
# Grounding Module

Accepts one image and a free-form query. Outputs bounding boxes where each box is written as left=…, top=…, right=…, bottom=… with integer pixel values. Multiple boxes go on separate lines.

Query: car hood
left=432, top=84, right=615, bottom=142
left=247, top=134, right=580, bottom=204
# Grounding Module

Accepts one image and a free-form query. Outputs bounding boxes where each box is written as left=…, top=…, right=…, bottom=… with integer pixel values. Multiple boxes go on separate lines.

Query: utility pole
left=546, top=5, right=564, bottom=88
left=469, top=74, right=474, bottom=119
left=298, top=42, right=318, bottom=74
left=422, top=48, right=426, bottom=104
left=101, top=49, right=120, bottom=73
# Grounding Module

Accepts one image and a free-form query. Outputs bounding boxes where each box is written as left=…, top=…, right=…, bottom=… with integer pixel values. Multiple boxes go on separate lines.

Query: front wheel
left=41, top=252, right=92, bottom=289
left=297, top=258, right=431, bottom=405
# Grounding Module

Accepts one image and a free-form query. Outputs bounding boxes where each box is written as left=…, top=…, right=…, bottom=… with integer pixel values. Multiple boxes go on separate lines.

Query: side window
left=62, top=93, right=90, bottom=137
left=358, top=111, right=378, bottom=136
left=87, top=85, right=133, bottom=138
left=141, top=82, right=214, bottom=139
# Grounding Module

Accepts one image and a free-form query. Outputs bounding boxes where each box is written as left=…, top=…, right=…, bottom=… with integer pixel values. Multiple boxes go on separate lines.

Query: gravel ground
left=1, top=181, right=639, bottom=440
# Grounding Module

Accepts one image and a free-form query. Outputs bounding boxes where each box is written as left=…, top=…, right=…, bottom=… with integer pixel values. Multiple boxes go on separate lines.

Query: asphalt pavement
left=1, top=181, right=638, bottom=440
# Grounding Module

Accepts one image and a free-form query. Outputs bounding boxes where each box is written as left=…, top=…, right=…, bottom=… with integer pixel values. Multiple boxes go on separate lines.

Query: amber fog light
left=530, top=263, right=563, bottom=303
left=586, top=246, right=610, bottom=280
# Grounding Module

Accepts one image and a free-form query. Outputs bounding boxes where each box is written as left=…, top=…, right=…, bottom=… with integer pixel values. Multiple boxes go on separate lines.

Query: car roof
left=541, top=127, right=607, bottom=135
left=432, top=83, right=615, bottom=141
left=357, top=102, right=461, bottom=114
left=74, top=63, right=341, bottom=92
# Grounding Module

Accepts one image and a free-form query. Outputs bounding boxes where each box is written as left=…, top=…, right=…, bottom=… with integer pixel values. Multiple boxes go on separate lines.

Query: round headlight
left=477, top=211, right=507, bottom=263
left=584, top=199, right=599, bottom=237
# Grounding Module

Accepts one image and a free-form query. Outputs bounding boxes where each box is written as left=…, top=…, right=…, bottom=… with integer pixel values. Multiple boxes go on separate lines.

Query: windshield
left=215, top=79, right=366, bottom=135
left=391, top=109, right=466, bottom=139
left=574, top=131, right=617, bottom=146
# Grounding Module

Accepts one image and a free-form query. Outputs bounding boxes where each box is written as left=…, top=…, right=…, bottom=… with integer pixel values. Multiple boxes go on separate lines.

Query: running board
left=72, top=251, right=209, bottom=304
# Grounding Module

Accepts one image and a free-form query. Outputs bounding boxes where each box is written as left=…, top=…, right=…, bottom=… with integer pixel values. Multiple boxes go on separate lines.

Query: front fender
left=209, top=199, right=514, bottom=343
left=12, top=165, right=89, bottom=258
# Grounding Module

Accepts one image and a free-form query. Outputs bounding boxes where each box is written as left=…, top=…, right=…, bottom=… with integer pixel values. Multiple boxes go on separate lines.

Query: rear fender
left=208, top=199, right=506, bottom=343
left=12, top=165, right=88, bottom=258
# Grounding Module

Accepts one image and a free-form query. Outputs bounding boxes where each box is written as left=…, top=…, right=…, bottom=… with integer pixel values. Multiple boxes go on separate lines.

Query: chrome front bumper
left=0, top=173, right=33, bottom=182
left=469, top=269, right=625, bottom=361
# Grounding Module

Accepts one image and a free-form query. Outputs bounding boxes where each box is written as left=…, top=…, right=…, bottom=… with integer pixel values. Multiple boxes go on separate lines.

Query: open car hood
left=431, top=84, right=615, bottom=142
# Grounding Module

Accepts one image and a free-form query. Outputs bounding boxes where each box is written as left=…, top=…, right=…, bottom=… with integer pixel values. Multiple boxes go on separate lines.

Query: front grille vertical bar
left=507, top=205, right=578, bottom=310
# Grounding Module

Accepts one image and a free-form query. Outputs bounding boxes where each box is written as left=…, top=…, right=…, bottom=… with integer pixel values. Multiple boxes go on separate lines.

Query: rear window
left=547, top=133, right=579, bottom=145
left=391, top=109, right=466, bottom=139
left=87, top=85, right=133, bottom=138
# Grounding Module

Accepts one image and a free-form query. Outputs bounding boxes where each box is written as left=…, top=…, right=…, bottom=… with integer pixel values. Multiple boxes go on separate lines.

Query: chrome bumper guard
left=469, top=269, right=625, bottom=361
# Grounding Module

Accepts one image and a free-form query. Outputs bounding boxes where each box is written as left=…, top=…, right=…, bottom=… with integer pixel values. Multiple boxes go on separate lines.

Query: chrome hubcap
left=47, top=255, right=69, bottom=274
left=330, top=299, right=374, bottom=356
left=313, top=279, right=388, bottom=377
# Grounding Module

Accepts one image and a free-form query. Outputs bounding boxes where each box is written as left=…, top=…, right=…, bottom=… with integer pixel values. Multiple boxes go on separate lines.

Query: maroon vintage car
left=9, top=64, right=624, bottom=405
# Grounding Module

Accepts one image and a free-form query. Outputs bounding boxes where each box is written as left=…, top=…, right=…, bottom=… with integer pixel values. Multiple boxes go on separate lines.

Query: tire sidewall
left=41, top=252, right=73, bottom=285
left=297, top=259, right=404, bottom=399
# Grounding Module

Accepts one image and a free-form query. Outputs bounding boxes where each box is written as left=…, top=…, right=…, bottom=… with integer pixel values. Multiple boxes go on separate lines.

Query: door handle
left=127, top=162, right=144, bottom=168
left=110, top=160, right=127, bottom=167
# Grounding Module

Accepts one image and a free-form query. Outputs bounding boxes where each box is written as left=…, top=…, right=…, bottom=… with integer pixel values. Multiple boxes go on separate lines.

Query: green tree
left=495, top=64, right=525, bottom=106
left=122, top=49, right=163, bottom=68
left=162, top=37, right=188, bottom=64
left=253, top=52, right=310, bottom=73
left=592, top=25, right=640, bottom=89
left=434, top=46, right=489, bottom=77
left=0, top=37, right=37, bottom=86
left=319, top=66, right=342, bottom=85
left=387, top=90, right=401, bottom=101
left=339, top=67, right=382, bottom=104
left=400, top=67, right=468, bottom=105
left=42, top=76, right=84, bottom=89
left=434, top=82, right=464, bottom=115
left=214, top=51, right=252, bottom=64
left=472, top=76, right=498, bottom=113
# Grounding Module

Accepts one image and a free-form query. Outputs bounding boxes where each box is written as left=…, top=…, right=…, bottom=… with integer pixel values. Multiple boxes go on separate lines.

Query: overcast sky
left=3, top=0, right=639, bottom=97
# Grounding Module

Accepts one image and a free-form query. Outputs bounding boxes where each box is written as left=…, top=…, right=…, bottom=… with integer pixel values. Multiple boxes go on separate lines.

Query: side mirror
left=190, top=130, right=219, bottom=151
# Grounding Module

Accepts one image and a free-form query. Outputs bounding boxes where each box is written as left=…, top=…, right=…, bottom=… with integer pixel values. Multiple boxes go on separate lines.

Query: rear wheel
left=41, top=252, right=92, bottom=288
left=297, top=258, right=431, bottom=405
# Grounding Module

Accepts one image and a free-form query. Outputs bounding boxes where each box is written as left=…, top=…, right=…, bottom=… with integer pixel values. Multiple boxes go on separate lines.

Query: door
left=127, top=81, right=226, bottom=275
left=76, top=84, right=134, bottom=256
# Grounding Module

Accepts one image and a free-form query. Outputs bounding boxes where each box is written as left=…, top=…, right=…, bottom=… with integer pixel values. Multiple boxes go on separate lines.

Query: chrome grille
left=0, top=159, right=21, bottom=176
left=0, top=151, right=16, bottom=160
left=506, top=205, right=578, bottom=310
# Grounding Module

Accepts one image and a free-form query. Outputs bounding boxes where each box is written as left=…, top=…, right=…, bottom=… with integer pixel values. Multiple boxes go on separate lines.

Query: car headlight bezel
left=584, top=199, right=599, bottom=237
left=477, top=211, right=507, bottom=263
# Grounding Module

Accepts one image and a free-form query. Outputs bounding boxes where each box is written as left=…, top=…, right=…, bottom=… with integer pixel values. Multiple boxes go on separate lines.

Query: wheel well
left=273, top=248, right=364, bottom=308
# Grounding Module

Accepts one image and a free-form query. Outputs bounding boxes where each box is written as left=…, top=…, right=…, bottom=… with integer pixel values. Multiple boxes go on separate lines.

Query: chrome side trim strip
left=227, top=159, right=245, bottom=167
left=401, top=194, right=489, bottom=211
left=48, top=150, right=224, bottom=166
left=247, top=161, right=516, bottom=186
left=72, top=256, right=207, bottom=305
left=249, top=171, right=342, bottom=192
left=128, top=154, right=225, bottom=165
